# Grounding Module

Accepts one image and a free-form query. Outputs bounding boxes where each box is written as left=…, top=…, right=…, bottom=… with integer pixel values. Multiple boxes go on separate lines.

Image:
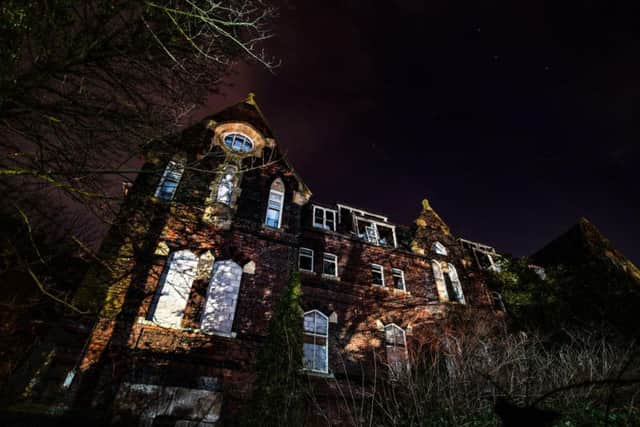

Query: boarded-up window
left=150, top=250, right=199, bottom=328
left=201, top=260, right=242, bottom=334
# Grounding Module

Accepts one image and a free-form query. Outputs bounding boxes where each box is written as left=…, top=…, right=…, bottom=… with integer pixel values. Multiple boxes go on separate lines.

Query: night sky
left=206, top=0, right=639, bottom=263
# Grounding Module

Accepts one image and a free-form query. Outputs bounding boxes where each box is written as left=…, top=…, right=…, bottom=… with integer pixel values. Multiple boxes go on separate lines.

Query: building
left=6, top=95, right=499, bottom=426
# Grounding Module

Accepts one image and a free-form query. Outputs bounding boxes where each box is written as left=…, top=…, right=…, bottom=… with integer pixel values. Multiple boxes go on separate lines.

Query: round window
left=223, top=133, right=253, bottom=153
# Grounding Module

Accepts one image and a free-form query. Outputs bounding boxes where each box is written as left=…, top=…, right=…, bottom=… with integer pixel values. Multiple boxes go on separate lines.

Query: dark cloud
left=207, top=0, right=640, bottom=264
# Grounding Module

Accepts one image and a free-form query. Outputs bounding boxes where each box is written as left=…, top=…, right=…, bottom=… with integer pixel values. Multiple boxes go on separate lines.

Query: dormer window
left=313, top=206, right=336, bottom=231
left=432, top=241, right=448, bottom=256
left=223, top=133, right=253, bottom=153
left=354, top=216, right=397, bottom=248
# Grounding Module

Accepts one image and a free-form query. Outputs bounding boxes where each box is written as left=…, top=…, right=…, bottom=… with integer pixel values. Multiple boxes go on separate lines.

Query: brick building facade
left=9, top=95, right=499, bottom=425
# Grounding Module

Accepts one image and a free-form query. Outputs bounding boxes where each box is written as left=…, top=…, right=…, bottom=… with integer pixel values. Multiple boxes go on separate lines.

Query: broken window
left=155, top=157, right=186, bottom=201
left=355, top=216, right=396, bottom=247
left=392, top=268, right=405, bottom=291
left=303, top=310, right=329, bottom=373
left=201, top=260, right=243, bottom=334
left=216, top=165, right=237, bottom=205
left=149, top=250, right=199, bottom=328
left=322, top=253, right=338, bottom=277
left=299, top=248, right=314, bottom=272
left=432, top=260, right=465, bottom=303
left=385, top=324, right=409, bottom=379
left=265, top=178, right=284, bottom=228
left=447, top=263, right=466, bottom=304
left=432, top=241, right=448, bottom=256
left=313, top=206, right=336, bottom=231
left=371, top=264, right=385, bottom=286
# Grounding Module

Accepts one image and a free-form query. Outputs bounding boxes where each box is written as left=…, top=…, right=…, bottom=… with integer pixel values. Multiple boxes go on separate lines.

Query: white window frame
left=384, top=323, right=409, bottom=378
left=322, top=253, right=338, bottom=277
left=354, top=215, right=397, bottom=248
left=313, top=206, right=337, bottom=231
left=222, top=132, right=254, bottom=153
left=371, top=263, right=385, bottom=287
left=336, top=203, right=388, bottom=222
left=265, top=188, right=284, bottom=228
left=391, top=268, right=406, bottom=291
left=303, top=310, right=329, bottom=373
left=155, top=158, right=185, bottom=201
left=298, top=247, right=314, bottom=272
left=432, top=241, right=448, bottom=256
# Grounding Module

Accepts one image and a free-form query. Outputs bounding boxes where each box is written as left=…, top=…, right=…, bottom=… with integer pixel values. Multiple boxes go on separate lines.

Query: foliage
left=0, top=0, right=276, bottom=307
left=487, top=255, right=640, bottom=336
left=242, top=271, right=305, bottom=427
left=332, top=314, right=639, bottom=427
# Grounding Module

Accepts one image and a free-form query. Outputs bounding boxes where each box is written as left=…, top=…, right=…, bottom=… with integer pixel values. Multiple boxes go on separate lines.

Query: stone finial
left=154, top=241, right=170, bottom=256
left=329, top=311, right=338, bottom=324
left=243, top=261, right=256, bottom=275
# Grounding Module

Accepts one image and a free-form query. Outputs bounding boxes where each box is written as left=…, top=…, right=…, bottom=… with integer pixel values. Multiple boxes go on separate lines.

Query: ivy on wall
left=242, top=271, right=304, bottom=427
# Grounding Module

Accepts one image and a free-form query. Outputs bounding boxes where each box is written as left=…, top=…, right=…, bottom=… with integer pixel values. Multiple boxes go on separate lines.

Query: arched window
left=432, top=260, right=449, bottom=302
left=432, top=241, right=448, bottom=256
left=216, top=165, right=238, bottom=205
left=155, top=156, right=186, bottom=201
left=149, top=250, right=199, bottom=328
left=384, top=324, right=409, bottom=378
left=303, top=310, right=329, bottom=373
left=265, top=178, right=284, bottom=228
left=447, top=263, right=466, bottom=304
left=432, top=260, right=466, bottom=304
left=201, top=260, right=243, bottom=334
left=223, top=133, right=253, bottom=153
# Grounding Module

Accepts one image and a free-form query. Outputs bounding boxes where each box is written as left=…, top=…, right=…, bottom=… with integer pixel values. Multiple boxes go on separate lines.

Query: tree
left=0, top=0, right=277, bottom=306
left=242, top=271, right=305, bottom=427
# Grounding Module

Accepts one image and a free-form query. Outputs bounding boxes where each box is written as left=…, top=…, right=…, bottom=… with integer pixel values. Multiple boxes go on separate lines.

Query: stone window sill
left=302, top=369, right=335, bottom=379
left=136, top=317, right=237, bottom=338
left=321, top=274, right=340, bottom=281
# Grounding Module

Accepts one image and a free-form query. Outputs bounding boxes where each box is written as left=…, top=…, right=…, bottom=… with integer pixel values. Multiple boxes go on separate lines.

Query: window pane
left=444, top=272, right=458, bottom=302
left=315, top=343, right=326, bottom=371
left=372, top=265, right=384, bottom=286
left=314, top=314, right=328, bottom=335
left=323, top=254, right=337, bottom=276
left=392, top=270, right=404, bottom=290
left=304, top=314, right=315, bottom=333
left=303, top=342, right=315, bottom=370
left=266, top=208, right=280, bottom=228
left=326, top=211, right=335, bottom=230
left=224, top=133, right=253, bottom=153
left=314, top=208, right=324, bottom=227
left=299, top=255, right=313, bottom=271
